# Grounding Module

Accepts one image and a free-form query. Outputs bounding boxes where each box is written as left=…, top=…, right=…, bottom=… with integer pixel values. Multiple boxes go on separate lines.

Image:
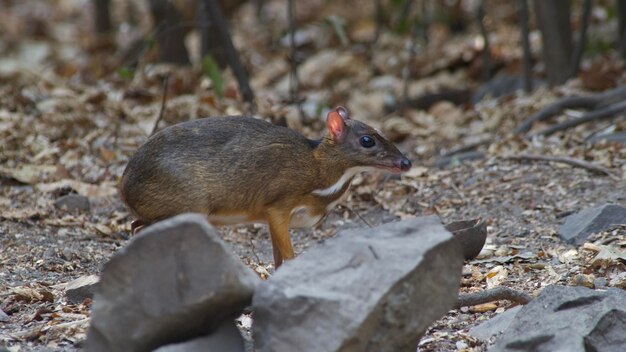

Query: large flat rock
left=490, top=285, right=626, bottom=352
left=252, top=216, right=464, bottom=352
left=85, top=214, right=259, bottom=352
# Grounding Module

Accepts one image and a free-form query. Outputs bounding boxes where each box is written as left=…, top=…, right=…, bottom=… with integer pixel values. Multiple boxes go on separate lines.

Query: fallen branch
left=456, top=287, right=532, bottom=308
left=442, top=137, right=493, bottom=157
left=514, top=85, right=626, bottom=135
left=150, top=74, right=170, bottom=136
left=504, top=154, right=618, bottom=179
left=534, top=99, right=626, bottom=137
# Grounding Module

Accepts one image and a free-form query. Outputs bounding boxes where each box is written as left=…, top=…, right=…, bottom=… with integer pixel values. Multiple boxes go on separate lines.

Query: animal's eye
left=360, top=135, right=376, bottom=148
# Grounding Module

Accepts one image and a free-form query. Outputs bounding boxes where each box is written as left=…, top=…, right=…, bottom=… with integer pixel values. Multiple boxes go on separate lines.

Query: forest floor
left=2, top=1, right=626, bottom=351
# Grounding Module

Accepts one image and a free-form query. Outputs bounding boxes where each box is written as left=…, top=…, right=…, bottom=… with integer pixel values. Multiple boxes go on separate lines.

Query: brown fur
left=120, top=108, right=410, bottom=267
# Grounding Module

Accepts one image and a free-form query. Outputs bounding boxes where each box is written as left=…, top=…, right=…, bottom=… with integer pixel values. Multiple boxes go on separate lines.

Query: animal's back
left=121, top=116, right=319, bottom=222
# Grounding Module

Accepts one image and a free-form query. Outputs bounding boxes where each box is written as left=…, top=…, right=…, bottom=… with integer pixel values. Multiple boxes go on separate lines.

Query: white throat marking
left=312, top=166, right=378, bottom=197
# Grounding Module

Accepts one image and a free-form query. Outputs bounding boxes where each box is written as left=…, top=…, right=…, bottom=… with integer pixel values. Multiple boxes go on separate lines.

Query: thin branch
left=201, top=0, right=254, bottom=103
left=519, top=0, right=532, bottom=92
left=248, top=236, right=262, bottom=264
left=504, top=154, right=619, bottom=179
left=150, top=74, right=170, bottom=136
left=372, top=0, right=384, bottom=44
left=571, top=0, right=593, bottom=77
left=337, top=205, right=373, bottom=228
left=477, top=0, right=491, bottom=81
left=457, top=287, right=532, bottom=308
left=443, top=137, right=493, bottom=157
left=392, top=88, right=471, bottom=111
left=287, top=0, right=300, bottom=104
left=402, top=18, right=419, bottom=106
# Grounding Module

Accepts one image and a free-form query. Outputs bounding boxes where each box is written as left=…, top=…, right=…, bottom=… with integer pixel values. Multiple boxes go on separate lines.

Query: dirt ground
left=2, top=0, right=626, bottom=351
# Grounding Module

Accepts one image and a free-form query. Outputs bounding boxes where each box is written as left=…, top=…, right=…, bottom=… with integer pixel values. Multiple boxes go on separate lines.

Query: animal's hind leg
left=130, top=219, right=147, bottom=234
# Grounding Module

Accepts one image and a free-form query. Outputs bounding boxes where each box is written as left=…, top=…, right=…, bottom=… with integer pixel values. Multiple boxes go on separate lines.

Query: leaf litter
left=1, top=1, right=626, bottom=351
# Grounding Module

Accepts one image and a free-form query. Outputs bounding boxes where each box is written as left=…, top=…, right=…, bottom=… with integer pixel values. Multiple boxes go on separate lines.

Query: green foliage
left=117, top=67, right=135, bottom=79
left=202, top=54, right=223, bottom=98
left=585, top=39, right=613, bottom=56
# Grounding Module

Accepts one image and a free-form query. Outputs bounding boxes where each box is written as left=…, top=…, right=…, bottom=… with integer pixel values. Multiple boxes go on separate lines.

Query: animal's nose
left=397, top=158, right=412, bottom=171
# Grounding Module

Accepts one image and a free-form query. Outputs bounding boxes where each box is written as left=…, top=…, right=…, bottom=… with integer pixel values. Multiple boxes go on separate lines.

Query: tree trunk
left=617, top=0, right=626, bottom=59
left=198, top=1, right=228, bottom=68
left=149, top=0, right=190, bottom=65
left=533, top=0, right=573, bottom=86
left=94, top=0, right=112, bottom=33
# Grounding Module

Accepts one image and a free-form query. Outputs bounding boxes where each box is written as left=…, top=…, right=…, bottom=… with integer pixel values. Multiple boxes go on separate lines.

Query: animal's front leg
left=267, top=208, right=294, bottom=268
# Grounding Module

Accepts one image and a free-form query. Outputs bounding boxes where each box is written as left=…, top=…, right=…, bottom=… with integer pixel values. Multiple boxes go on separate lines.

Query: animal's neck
left=311, top=137, right=357, bottom=197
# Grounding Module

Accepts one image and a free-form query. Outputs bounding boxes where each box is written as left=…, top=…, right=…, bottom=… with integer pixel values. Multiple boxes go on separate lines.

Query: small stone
left=455, top=340, right=469, bottom=350
left=594, top=277, right=608, bottom=289
left=61, top=248, right=75, bottom=261
left=0, top=309, right=9, bottom=322
left=43, top=248, right=56, bottom=259
left=65, top=275, right=99, bottom=304
left=558, top=204, right=626, bottom=245
left=54, top=194, right=90, bottom=213
left=571, top=274, right=595, bottom=289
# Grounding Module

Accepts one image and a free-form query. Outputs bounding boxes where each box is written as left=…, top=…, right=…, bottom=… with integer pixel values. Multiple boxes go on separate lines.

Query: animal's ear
left=335, top=106, right=350, bottom=120
left=327, top=108, right=348, bottom=143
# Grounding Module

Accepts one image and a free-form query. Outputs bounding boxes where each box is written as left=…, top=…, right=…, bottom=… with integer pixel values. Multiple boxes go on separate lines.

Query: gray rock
left=252, top=216, right=463, bottom=352
left=558, top=204, right=626, bottom=244
left=85, top=213, right=259, bottom=352
left=0, top=309, right=9, bottom=322
left=65, top=275, right=99, bottom=304
left=583, top=309, right=626, bottom=352
left=154, top=320, right=245, bottom=352
left=468, top=306, right=522, bottom=342
left=54, top=194, right=90, bottom=212
left=490, top=285, right=626, bottom=352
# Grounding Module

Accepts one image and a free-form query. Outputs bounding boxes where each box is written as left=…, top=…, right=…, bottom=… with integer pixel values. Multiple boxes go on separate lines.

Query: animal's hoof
left=130, top=220, right=145, bottom=234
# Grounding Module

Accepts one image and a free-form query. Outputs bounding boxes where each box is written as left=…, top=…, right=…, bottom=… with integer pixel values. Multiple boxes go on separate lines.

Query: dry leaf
left=485, top=265, right=508, bottom=289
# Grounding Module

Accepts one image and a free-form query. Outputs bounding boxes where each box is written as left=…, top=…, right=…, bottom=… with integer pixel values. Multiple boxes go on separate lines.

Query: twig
left=201, top=0, right=254, bottom=103
left=456, top=287, right=532, bottom=308
left=391, top=88, right=471, bottom=112
left=150, top=74, right=170, bottom=136
left=287, top=0, right=299, bottom=104
left=372, top=0, right=384, bottom=44
left=477, top=0, right=491, bottom=81
left=402, top=17, right=419, bottom=106
left=338, top=205, right=373, bottom=228
left=570, top=0, right=592, bottom=78
left=504, top=154, right=619, bottom=179
left=535, top=100, right=626, bottom=137
left=442, top=137, right=493, bottom=157
left=248, top=236, right=262, bottom=264
left=518, top=0, right=532, bottom=92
